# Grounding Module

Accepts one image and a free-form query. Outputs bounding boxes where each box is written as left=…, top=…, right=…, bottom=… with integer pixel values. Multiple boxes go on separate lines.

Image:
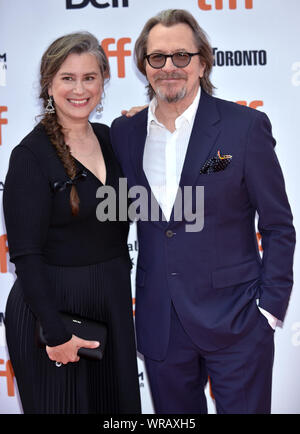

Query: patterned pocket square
left=200, top=150, right=232, bottom=175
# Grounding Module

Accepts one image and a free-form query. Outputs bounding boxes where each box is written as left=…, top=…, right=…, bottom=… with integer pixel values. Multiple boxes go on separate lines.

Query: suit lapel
left=168, top=91, right=221, bottom=224
left=128, top=109, right=150, bottom=188
left=128, top=110, right=168, bottom=228
left=178, top=91, right=221, bottom=190
left=128, top=92, right=221, bottom=227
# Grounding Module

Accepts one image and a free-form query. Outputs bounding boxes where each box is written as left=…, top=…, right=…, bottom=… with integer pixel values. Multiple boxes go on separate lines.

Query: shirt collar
left=147, top=86, right=201, bottom=135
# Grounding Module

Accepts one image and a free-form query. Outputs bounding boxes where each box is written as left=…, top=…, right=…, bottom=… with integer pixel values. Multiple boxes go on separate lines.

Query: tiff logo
left=0, top=53, right=7, bottom=87
left=198, top=0, right=253, bottom=9
left=0, top=106, right=8, bottom=145
left=101, top=38, right=131, bottom=78
left=0, top=315, right=15, bottom=398
left=0, top=234, right=9, bottom=273
left=236, top=100, right=263, bottom=110
left=66, top=0, right=128, bottom=8
left=0, top=358, right=15, bottom=397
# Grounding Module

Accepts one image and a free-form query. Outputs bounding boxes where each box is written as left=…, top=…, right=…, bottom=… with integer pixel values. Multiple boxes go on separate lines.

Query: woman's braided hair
left=39, top=32, right=110, bottom=215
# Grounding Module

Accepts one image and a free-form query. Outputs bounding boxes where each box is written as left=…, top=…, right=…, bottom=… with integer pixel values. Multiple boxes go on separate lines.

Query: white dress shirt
left=143, top=86, right=277, bottom=330
left=143, top=87, right=201, bottom=221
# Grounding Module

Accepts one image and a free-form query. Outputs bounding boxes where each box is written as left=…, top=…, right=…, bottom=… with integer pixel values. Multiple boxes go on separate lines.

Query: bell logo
left=198, top=0, right=253, bottom=9
left=101, top=38, right=131, bottom=78
left=0, top=234, right=9, bottom=273
left=66, top=0, right=128, bottom=8
left=0, top=106, right=8, bottom=146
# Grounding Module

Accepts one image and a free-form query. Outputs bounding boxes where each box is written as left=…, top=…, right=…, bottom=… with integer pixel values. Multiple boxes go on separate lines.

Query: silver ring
left=55, top=362, right=62, bottom=368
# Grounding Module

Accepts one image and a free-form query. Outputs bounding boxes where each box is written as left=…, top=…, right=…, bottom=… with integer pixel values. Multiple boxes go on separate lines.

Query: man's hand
left=121, top=105, right=148, bottom=117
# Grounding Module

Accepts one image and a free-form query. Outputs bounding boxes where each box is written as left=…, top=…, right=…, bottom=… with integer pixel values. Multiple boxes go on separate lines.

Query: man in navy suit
left=111, top=9, right=295, bottom=414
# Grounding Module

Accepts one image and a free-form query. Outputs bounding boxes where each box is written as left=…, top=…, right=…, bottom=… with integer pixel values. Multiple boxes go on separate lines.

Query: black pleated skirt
left=5, top=255, right=141, bottom=414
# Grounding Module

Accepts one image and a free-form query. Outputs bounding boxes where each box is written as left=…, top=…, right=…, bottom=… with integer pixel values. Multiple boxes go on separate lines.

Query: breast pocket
left=199, top=161, right=234, bottom=183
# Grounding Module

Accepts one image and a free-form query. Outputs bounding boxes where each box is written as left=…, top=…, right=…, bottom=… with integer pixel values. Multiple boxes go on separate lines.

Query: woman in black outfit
left=3, top=32, right=141, bottom=414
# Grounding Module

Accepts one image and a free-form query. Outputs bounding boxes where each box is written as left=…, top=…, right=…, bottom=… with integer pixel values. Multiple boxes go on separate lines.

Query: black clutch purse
left=36, top=312, right=107, bottom=361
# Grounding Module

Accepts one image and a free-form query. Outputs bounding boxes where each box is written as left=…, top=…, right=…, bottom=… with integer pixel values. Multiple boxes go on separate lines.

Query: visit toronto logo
left=213, top=48, right=267, bottom=67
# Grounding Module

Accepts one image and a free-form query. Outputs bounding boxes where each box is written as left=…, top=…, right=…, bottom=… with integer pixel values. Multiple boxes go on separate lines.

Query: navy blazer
left=111, top=90, right=295, bottom=361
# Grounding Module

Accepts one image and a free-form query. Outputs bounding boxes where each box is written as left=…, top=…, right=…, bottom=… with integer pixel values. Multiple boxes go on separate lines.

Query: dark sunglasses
left=144, top=52, right=201, bottom=69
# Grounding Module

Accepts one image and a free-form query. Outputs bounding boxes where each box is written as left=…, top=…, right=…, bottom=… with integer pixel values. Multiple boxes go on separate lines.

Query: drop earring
left=96, top=102, right=103, bottom=114
left=45, top=96, right=55, bottom=114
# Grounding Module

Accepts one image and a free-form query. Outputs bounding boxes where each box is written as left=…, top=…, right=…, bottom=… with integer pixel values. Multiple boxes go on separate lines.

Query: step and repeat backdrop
left=0, top=0, right=299, bottom=414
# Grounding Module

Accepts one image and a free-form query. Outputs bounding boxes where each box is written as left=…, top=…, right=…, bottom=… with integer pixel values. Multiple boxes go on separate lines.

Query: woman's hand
left=121, top=105, right=148, bottom=117
left=46, top=335, right=99, bottom=365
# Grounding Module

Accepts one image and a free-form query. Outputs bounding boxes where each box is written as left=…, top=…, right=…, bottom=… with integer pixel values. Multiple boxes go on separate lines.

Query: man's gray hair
left=134, top=9, right=215, bottom=99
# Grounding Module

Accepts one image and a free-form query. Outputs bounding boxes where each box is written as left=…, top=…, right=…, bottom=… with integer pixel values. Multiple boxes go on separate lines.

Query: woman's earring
left=96, top=102, right=103, bottom=114
left=45, top=96, right=55, bottom=114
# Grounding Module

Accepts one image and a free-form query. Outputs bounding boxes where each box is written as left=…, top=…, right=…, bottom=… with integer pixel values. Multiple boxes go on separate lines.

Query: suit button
left=166, top=230, right=175, bottom=238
